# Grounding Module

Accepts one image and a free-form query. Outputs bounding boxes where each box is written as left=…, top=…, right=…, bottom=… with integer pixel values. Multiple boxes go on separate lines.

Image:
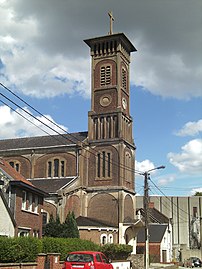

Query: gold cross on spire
left=108, top=11, right=114, bottom=35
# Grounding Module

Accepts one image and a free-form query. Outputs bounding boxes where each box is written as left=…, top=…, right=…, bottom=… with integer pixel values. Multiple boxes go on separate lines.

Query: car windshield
left=66, top=254, right=94, bottom=262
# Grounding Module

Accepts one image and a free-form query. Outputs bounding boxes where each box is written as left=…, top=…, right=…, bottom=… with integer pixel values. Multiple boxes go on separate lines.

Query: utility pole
left=144, top=171, right=149, bottom=269
left=142, top=165, right=165, bottom=269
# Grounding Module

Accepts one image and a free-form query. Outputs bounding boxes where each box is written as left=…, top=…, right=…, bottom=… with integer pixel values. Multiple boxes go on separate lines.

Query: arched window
left=54, top=159, right=59, bottom=177
left=100, top=65, right=111, bottom=86
left=125, top=152, right=131, bottom=181
left=122, top=67, right=127, bottom=90
left=9, top=161, right=20, bottom=172
left=100, top=234, right=107, bottom=245
left=47, top=158, right=66, bottom=178
left=108, top=234, right=113, bottom=243
left=96, top=151, right=112, bottom=179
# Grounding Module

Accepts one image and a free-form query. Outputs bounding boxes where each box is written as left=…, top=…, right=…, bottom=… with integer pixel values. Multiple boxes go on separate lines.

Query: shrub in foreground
left=101, top=243, right=132, bottom=260
left=0, top=236, right=42, bottom=263
left=42, top=237, right=100, bottom=261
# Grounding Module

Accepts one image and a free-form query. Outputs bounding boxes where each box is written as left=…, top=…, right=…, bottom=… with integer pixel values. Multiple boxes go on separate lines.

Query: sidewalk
left=149, top=263, right=178, bottom=269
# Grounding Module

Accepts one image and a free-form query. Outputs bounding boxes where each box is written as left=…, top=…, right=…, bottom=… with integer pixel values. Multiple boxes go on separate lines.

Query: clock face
left=100, top=95, right=112, bottom=107
left=122, top=97, right=127, bottom=109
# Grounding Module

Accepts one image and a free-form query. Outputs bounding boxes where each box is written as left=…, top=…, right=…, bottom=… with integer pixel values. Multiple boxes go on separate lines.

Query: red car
left=62, top=251, right=114, bottom=269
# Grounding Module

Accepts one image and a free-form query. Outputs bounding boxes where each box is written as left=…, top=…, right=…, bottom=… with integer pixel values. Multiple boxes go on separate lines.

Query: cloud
left=190, top=187, right=202, bottom=196
left=175, top=119, right=202, bottom=137
left=135, top=159, right=155, bottom=174
left=0, top=105, right=67, bottom=139
left=168, top=139, right=202, bottom=175
left=0, top=0, right=201, bottom=100
left=157, top=175, right=175, bottom=186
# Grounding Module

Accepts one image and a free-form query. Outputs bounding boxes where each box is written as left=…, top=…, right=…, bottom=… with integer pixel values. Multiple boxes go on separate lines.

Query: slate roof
left=137, top=224, right=168, bottom=243
left=137, top=207, right=169, bottom=224
left=76, top=216, right=118, bottom=228
left=29, top=177, right=76, bottom=194
left=0, top=131, right=88, bottom=151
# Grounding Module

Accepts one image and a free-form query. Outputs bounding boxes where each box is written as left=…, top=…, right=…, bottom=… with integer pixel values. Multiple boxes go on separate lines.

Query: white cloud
left=0, top=0, right=201, bottom=100
left=157, top=175, right=175, bottom=186
left=0, top=105, right=67, bottom=139
left=135, top=159, right=155, bottom=174
left=168, top=139, right=202, bottom=175
left=190, top=188, right=202, bottom=196
left=175, top=119, right=202, bottom=137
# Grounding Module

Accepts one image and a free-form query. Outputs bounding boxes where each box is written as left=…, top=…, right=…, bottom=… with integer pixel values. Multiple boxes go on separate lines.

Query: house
left=0, top=158, right=46, bottom=237
left=136, top=202, right=172, bottom=263
left=137, top=224, right=172, bottom=263
left=76, top=216, right=118, bottom=245
left=0, top=187, right=16, bottom=237
left=0, top=23, right=144, bottom=250
left=136, top=196, right=202, bottom=261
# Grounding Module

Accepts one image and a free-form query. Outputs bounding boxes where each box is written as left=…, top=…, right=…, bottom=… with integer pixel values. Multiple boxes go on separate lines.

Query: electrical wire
left=0, top=82, right=144, bottom=177
left=0, top=82, right=198, bottom=223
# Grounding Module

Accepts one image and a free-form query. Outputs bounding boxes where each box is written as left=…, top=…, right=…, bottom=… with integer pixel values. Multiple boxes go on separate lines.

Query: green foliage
left=101, top=243, right=132, bottom=260
left=194, top=192, right=202, bottom=196
left=62, top=211, right=79, bottom=238
left=0, top=236, right=42, bottom=263
left=43, top=214, right=62, bottom=237
left=43, top=212, right=79, bottom=238
left=42, top=237, right=100, bottom=261
left=0, top=237, right=133, bottom=263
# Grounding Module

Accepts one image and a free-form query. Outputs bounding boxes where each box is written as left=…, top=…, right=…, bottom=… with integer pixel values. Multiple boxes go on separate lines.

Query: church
left=0, top=16, right=143, bottom=250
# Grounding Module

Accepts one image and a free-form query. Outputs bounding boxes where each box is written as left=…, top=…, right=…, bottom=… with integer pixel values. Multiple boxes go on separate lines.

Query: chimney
left=149, top=202, right=154, bottom=208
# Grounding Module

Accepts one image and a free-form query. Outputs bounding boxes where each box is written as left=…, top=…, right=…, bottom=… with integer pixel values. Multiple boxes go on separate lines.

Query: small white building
left=0, top=189, right=15, bottom=237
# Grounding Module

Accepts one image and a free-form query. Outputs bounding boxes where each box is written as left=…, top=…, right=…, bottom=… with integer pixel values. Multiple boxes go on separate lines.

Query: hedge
left=0, top=237, right=132, bottom=263
left=101, top=243, right=132, bottom=260
left=42, top=237, right=100, bottom=261
left=0, top=237, right=42, bottom=263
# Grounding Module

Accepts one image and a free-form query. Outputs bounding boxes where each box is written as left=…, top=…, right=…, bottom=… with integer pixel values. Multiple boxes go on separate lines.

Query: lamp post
left=141, top=165, right=165, bottom=269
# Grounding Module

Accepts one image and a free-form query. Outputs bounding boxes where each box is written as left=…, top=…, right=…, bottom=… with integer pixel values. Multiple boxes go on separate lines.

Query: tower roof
left=84, top=33, right=137, bottom=53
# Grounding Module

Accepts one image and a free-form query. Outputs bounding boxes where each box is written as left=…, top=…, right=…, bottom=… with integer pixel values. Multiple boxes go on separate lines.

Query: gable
left=0, top=190, right=15, bottom=236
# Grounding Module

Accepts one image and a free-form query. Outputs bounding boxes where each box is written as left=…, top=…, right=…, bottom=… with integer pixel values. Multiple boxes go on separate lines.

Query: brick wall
left=14, top=187, right=43, bottom=237
left=0, top=253, right=62, bottom=269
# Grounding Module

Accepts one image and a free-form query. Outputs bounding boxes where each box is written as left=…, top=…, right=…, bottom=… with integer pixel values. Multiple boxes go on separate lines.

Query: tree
left=194, top=192, right=202, bottom=196
left=62, top=211, right=79, bottom=238
left=43, top=212, right=79, bottom=238
left=43, top=214, right=62, bottom=237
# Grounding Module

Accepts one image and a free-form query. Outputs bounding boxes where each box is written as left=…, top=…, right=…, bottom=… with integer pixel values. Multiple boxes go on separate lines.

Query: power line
left=149, top=176, right=194, bottom=221
left=0, top=82, right=143, bottom=184
left=1, top=82, right=196, bottom=224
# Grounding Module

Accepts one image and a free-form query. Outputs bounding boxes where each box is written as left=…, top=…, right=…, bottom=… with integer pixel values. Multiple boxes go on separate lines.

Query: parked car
left=183, top=257, right=202, bottom=268
left=62, top=251, right=114, bottom=269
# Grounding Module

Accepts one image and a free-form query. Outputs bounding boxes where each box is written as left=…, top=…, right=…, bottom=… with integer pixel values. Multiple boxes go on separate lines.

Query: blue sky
left=0, top=0, right=201, bottom=196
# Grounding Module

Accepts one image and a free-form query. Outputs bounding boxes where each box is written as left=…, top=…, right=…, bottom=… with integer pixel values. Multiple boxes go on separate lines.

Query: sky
left=0, top=0, right=201, bottom=197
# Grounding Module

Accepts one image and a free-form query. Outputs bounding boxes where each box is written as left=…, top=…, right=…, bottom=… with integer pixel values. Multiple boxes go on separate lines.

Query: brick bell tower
left=84, top=16, right=137, bottom=191
left=82, top=15, right=140, bottom=243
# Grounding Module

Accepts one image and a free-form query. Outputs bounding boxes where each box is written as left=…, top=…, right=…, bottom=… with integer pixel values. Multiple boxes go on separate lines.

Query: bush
left=0, top=236, right=42, bottom=263
left=0, top=237, right=132, bottom=263
left=101, top=244, right=132, bottom=260
left=42, top=237, right=100, bottom=261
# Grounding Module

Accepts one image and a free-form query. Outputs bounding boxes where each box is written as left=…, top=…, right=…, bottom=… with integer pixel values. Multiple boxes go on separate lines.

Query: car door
left=95, top=254, right=104, bottom=269
left=100, top=253, right=112, bottom=269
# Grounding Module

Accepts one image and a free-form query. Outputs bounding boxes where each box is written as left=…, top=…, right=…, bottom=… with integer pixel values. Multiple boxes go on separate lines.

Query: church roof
left=76, top=216, right=118, bottom=228
left=137, top=223, right=168, bottom=243
left=29, top=177, right=76, bottom=194
left=0, top=158, right=47, bottom=196
left=0, top=131, right=88, bottom=151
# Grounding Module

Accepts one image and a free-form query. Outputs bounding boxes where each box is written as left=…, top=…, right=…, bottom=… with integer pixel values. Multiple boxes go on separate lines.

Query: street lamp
left=141, top=165, right=165, bottom=269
